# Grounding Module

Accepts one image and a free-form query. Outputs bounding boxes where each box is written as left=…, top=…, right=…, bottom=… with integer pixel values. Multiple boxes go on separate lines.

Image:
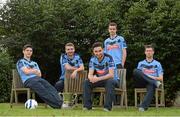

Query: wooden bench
left=134, top=81, right=165, bottom=108
left=64, top=70, right=87, bottom=104
left=92, top=69, right=127, bottom=108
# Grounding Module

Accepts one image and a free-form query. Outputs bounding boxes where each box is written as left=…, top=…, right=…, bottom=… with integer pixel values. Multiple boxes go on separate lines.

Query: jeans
left=83, top=79, right=119, bottom=110
left=24, top=77, right=63, bottom=108
left=133, top=69, right=157, bottom=109
left=55, top=79, right=64, bottom=92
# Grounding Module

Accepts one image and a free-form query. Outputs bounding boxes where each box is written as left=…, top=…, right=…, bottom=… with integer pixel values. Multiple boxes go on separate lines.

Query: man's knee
left=133, top=69, right=144, bottom=76
left=55, top=80, right=64, bottom=91
left=83, top=79, right=91, bottom=88
left=106, top=79, right=116, bottom=87
left=84, top=79, right=90, bottom=84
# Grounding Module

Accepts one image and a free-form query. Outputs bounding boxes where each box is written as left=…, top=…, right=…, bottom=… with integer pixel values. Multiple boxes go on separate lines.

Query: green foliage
left=0, top=0, right=179, bottom=105
left=123, top=0, right=180, bottom=106
left=0, top=47, right=14, bottom=102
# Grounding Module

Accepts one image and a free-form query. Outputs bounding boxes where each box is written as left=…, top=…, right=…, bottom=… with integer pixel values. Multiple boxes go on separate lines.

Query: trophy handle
left=72, top=93, right=78, bottom=103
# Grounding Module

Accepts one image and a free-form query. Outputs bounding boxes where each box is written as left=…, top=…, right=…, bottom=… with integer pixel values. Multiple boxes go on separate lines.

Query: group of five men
left=16, top=22, right=163, bottom=112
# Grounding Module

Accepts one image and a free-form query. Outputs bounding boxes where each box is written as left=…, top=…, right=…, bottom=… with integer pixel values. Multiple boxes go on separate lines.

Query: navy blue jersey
left=16, top=58, right=40, bottom=83
left=89, top=53, right=118, bottom=79
left=60, top=53, right=83, bottom=80
left=104, top=35, right=127, bottom=65
left=137, top=59, right=163, bottom=77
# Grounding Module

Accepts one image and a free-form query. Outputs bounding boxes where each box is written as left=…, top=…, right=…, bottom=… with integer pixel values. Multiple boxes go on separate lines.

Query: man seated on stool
left=17, top=44, right=62, bottom=108
left=133, top=44, right=163, bottom=112
left=83, top=42, right=119, bottom=112
left=55, top=42, right=84, bottom=92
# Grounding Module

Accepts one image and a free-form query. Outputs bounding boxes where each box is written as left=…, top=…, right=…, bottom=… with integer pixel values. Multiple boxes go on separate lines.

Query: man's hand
left=70, top=70, right=77, bottom=79
left=89, top=75, right=100, bottom=83
left=147, top=75, right=156, bottom=80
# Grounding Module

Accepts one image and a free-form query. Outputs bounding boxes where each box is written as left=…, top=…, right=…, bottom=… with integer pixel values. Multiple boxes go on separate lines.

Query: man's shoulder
left=153, top=59, right=161, bottom=65
left=61, top=53, right=67, bottom=59
left=74, top=53, right=81, bottom=58
left=104, top=53, right=113, bottom=59
left=104, top=37, right=111, bottom=42
left=90, top=56, right=98, bottom=62
left=138, top=59, right=146, bottom=64
left=116, top=35, right=125, bottom=41
left=16, top=58, right=23, bottom=65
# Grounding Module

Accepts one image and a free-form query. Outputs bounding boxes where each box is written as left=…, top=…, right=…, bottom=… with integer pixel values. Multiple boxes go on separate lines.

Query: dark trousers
left=24, top=77, right=63, bottom=108
left=83, top=79, right=119, bottom=110
left=54, top=79, right=64, bottom=92
left=133, top=69, right=157, bottom=109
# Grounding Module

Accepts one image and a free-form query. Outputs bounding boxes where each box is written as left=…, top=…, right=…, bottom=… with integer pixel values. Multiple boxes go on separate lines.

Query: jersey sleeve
left=157, top=63, right=163, bottom=76
left=34, top=62, right=40, bottom=70
left=137, top=62, right=142, bottom=70
left=16, top=60, right=25, bottom=70
left=121, top=37, right=127, bottom=49
left=104, top=40, right=107, bottom=53
left=60, top=54, right=68, bottom=66
left=108, top=56, right=115, bottom=69
left=78, top=56, right=84, bottom=65
left=89, top=58, right=94, bottom=70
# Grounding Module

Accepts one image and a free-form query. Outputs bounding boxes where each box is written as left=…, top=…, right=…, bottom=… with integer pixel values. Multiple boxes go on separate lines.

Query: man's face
left=93, top=47, right=104, bottom=60
left=108, top=25, right=117, bottom=36
left=65, top=46, right=75, bottom=56
left=145, top=48, right=154, bottom=59
left=23, top=47, right=33, bottom=59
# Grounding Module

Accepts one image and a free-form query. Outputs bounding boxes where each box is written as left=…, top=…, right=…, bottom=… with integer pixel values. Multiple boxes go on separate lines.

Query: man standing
left=55, top=43, right=84, bottom=92
left=133, top=45, right=163, bottom=111
left=16, top=44, right=62, bottom=108
left=83, top=42, right=119, bottom=111
left=104, top=22, right=127, bottom=68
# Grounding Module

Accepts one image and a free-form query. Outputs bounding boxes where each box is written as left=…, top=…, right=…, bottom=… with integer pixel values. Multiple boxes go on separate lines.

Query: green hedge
left=0, top=0, right=179, bottom=105
left=0, top=48, right=13, bottom=102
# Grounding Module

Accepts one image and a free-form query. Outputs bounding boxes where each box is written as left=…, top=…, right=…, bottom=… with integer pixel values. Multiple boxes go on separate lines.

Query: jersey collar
left=145, top=59, right=154, bottom=63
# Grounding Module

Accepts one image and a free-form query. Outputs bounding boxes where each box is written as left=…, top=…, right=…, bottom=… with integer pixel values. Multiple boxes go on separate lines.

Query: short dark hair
left=92, top=42, right=103, bottom=49
left=144, top=44, right=154, bottom=51
left=23, top=44, right=33, bottom=50
left=109, top=22, right=117, bottom=27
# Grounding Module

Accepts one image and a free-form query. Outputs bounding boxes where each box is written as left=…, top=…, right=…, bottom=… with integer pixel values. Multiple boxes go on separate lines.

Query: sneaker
left=62, top=103, right=70, bottom=108
left=156, top=81, right=162, bottom=88
left=83, top=107, right=91, bottom=111
left=138, top=107, right=145, bottom=112
left=103, top=108, right=111, bottom=112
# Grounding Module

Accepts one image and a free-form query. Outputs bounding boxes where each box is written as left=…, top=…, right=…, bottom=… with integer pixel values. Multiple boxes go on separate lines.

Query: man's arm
left=64, top=64, right=78, bottom=70
left=70, top=64, right=84, bottom=78
left=21, top=67, right=41, bottom=77
left=96, top=68, right=114, bottom=81
left=89, top=68, right=114, bottom=83
left=122, top=48, right=127, bottom=67
left=88, top=69, right=94, bottom=80
left=148, top=74, right=163, bottom=81
left=74, top=64, right=84, bottom=72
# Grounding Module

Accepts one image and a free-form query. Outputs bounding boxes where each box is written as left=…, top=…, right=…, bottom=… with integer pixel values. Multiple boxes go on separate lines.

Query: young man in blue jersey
left=16, top=44, right=62, bottom=108
left=104, top=22, right=127, bottom=80
left=55, top=43, right=84, bottom=92
left=83, top=42, right=119, bottom=112
left=104, top=22, right=127, bottom=104
left=133, top=45, right=163, bottom=112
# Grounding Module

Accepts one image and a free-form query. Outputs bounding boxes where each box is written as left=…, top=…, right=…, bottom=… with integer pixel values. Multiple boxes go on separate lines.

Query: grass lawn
left=0, top=103, right=180, bottom=116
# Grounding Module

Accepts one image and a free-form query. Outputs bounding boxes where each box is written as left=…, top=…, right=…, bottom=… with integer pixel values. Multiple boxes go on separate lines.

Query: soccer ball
left=25, top=99, right=38, bottom=109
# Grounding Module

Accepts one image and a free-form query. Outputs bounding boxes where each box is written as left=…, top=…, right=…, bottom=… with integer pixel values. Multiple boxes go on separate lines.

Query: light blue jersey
left=16, top=58, right=40, bottom=83
left=104, top=35, right=127, bottom=65
left=89, top=53, right=118, bottom=80
left=60, top=53, right=83, bottom=80
left=137, top=59, right=163, bottom=77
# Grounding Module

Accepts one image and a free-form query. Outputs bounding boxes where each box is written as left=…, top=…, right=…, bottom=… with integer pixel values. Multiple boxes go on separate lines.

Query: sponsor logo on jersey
left=107, top=44, right=120, bottom=50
